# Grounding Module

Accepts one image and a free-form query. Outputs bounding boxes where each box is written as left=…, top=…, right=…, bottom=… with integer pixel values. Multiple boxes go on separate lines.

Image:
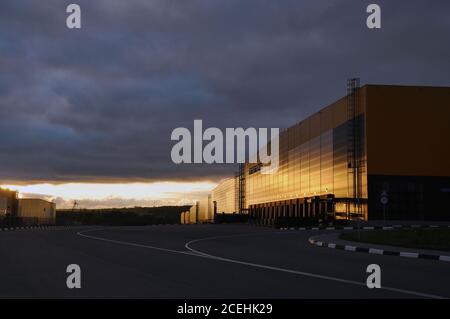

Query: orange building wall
left=366, top=85, right=450, bottom=177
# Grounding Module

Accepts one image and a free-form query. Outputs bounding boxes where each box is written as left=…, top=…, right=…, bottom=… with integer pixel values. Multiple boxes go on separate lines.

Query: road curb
left=279, top=224, right=450, bottom=231
left=0, top=225, right=79, bottom=231
left=308, top=236, right=450, bottom=263
left=0, top=225, right=49, bottom=231
left=0, top=224, right=177, bottom=232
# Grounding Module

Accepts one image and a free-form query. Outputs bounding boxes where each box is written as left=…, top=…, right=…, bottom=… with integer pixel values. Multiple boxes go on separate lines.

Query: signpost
left=381, top=191, right=388, bottom=224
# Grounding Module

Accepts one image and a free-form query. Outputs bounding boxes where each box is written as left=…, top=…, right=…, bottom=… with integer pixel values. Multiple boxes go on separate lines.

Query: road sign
left=380, top=191, right=388, bottom=223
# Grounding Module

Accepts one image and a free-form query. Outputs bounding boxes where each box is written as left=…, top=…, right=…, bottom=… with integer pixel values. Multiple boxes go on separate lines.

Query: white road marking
left=77, top=229, right=195, bottom=256
left=184, top=235, right=445, bottom=299
left=77, top=228, right=446, bottom=299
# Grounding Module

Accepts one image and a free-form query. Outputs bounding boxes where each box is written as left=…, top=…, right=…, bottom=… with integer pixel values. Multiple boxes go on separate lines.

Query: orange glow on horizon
left=1, top=181, right=217, bottom=208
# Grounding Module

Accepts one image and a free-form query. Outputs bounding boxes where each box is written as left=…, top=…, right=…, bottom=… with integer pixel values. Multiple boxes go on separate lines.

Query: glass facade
left=202, top=85, right=450, bottom=223
left=246, top=113, right=367, bottom=224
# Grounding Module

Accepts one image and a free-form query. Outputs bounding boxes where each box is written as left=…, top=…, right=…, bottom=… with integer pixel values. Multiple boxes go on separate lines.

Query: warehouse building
left=18, top=198, right=56, bottom=225
left=0, top=188, right=19, bottom=222
left=182, top=195, right=214, bottom=224
left=243, top=83, right=450, bottom=224
left=185, top=83, right=450, bottom=225
left=198, top=195, right=213, bottom=222
left=180, top=211, right=189, bottom=224
left=211, top=178, right=237, bottom=214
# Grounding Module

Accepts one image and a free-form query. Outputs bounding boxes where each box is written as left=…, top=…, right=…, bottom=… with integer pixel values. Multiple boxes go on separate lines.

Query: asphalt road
left=0, top=224, right=449, bottom=298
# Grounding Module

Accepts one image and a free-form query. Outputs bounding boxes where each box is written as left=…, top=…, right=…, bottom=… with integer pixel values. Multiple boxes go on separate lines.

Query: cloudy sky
left=1, top=0, right=449, bottom=208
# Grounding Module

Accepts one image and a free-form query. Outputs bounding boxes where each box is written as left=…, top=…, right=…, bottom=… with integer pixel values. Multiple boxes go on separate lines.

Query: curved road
left=0, top=224, right=449, bottom=298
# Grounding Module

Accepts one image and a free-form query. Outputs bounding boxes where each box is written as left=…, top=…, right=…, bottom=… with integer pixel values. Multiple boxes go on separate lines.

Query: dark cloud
left=1, top=0, right=450, bottom=183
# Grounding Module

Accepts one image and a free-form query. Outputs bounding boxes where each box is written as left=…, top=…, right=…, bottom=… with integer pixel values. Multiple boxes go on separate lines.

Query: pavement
left=0, top=224, right=449, bottom=299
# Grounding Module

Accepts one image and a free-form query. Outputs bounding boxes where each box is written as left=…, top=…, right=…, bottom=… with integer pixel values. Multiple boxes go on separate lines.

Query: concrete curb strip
left=308, top=236, right=450, bottom=263
left=279, top=224, right=450, bottom=231
left=280, top=224, right=450, bottom=262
